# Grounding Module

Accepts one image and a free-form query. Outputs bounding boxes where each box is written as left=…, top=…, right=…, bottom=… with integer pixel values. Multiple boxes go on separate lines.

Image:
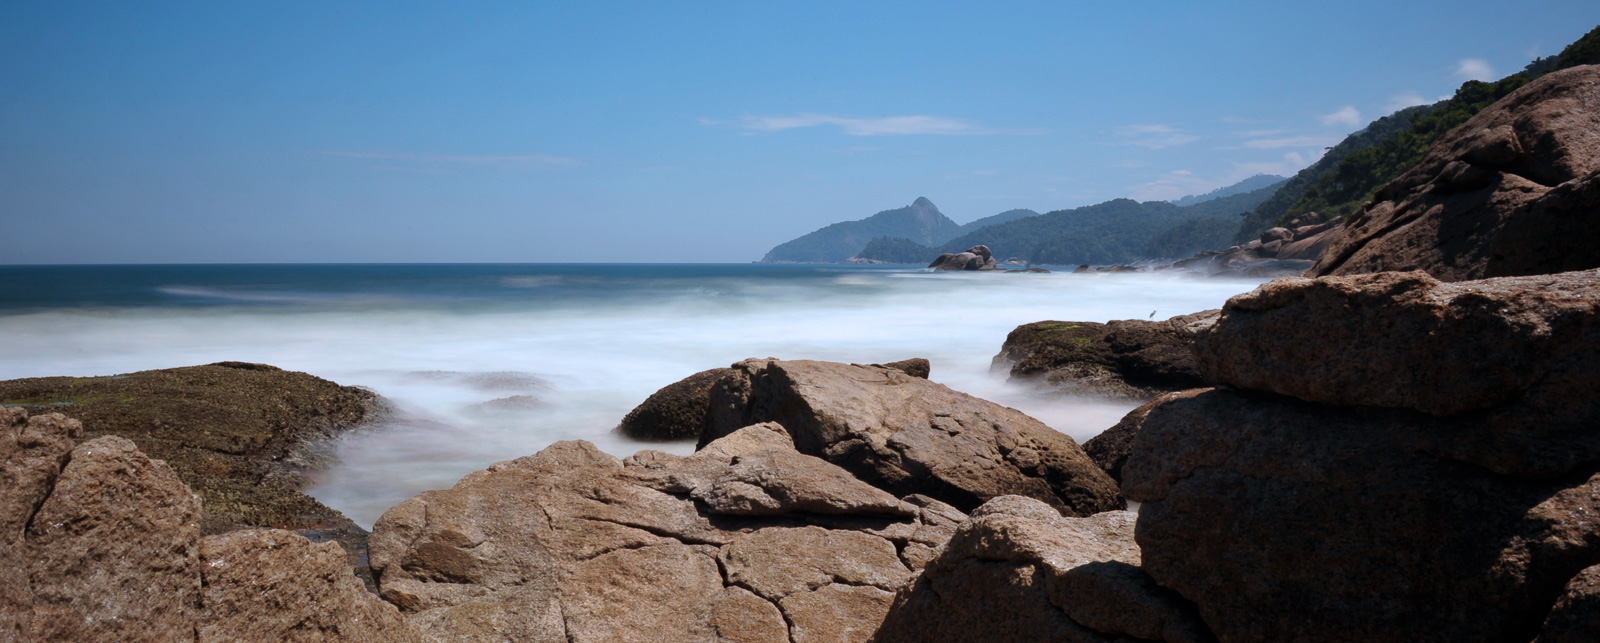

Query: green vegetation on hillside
left=942, top=178, right=1285, bottom=266
left=1236, top=24, right=1600, bottom=239
left=1144, top=217, right=1239, bottom=259
left=853, top=237, right=938, bottom=264
left=1232, top=106, right=1431, bottom=243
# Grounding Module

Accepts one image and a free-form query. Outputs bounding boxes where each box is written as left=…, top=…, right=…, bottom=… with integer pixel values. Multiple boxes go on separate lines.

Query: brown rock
left=1082, top=395, right=1172, bottom=483
left=370, top=426, right=964, bottom=642
left=1194, top=270, right=1600, bottom=478
left=1123, top=387, right=1600, bottom=642
left=1, top=407, right=420, bottom=642
left=0, top=363, right=377, bottom=576
left=993, top=311, right=1218, bottom=400
left=700, top=359, right=1122, bottom=515
left=197, top=528, right=418, bottom=642
left=24, top=436, right=202, bottom=642
left=1259, top=227, right=1293, bottom=244
left=0, top=408, right=82, bottom=641
left=616, top=367, right=740, bottom=441
left=1274, top=222, right=1344, bottom=260
left=874, top=496, right=1212, bottom=643
left=866, top=358, right=931, bottom=379
left=1310, top=65, right=1600, bottom=280
left=928, top=245, right=999, bottom=271
left=1539, top=564, right=1600, bottom=643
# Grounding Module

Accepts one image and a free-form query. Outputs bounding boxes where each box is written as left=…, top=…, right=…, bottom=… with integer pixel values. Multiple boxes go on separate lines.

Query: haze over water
left=0, top=264, right=1266, bottom=526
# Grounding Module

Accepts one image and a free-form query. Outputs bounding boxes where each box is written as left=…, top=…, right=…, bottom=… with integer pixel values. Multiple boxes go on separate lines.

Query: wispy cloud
left=703, top=113, right=1033, bottom=136
left=317, top=151, right=580, bottom=170
left=1242, top=135, right=1340, bottom=149
left=1388, top=92, right=1433, bottom=111
left=1320, top=106, right=1362, bottom=128
left=1115, top=124, right=1201, bottom=149
left=1454, top=58, right=1496, bottom=82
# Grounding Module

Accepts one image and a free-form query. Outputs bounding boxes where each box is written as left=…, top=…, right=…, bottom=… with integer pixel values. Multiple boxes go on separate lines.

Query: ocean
left=0, top=263, right=1268, bottom=526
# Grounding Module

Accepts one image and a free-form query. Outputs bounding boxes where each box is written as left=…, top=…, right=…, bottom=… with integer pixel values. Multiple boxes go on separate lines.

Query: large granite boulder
left=697, top=359, right=1122, bottom=515
left=369, top=423, right=967, bottom=642
left=616, top=367, right=740, bottom=441
left=992, top=311, right=1218, bottom=400
left=1122, top=269, right=1600, bottom=642
left=0, top=363, right=379, bottom=575
left=0, top=407, right=415, bottom=642
left=1310, top=65, right=1600, bottom=280
left=929, top=245, right=999, bottom=271
left=1195, top=269, right=1600, bottom=478
left=874, top=496, right=1213, bottom=643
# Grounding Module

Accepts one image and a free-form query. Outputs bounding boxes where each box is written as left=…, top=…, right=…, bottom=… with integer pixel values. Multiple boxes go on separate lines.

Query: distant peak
left=912, top=197, right=936, bottom=209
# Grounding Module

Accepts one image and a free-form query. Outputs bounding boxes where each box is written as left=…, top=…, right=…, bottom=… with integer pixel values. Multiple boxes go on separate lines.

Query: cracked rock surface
left=370, top=422, right=966, bottom=642
left=1309, top=65, right=1600, bottom=281
left=697, top=359, right=1122, bottom=516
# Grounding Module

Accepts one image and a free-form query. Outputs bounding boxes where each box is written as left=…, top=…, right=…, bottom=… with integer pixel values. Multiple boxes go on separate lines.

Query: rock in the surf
left=616, top=367, right=741, bottom=441
left=992, top=311, right=1218, bottom=400
left=698, top=358, right=1122, bottom=516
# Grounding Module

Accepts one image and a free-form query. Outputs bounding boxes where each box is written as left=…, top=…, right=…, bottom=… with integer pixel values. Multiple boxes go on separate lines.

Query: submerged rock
left=1310, top=65, right=1600, bottom=280
left=992, top=311, right=1218, bottom=400
left=369, top=424, right=966, bottom=642
left=698, top=358, right=1122, bottom=515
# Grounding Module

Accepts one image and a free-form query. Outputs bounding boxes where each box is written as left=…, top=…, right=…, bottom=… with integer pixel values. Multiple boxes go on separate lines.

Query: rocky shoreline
left=3, top=62, right=1599, bottom=643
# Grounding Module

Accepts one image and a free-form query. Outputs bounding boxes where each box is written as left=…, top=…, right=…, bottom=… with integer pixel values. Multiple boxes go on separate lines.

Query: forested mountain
left=1234, top=24, right=1600, bottom=243
left=1170, top=174, right=1285, bottom=206
left=939, top=178, right=1285, bottom=265
left=851, top=237, right=937, bottom=263
left=760, top=197, right=964, bottom=263
left=956, top=209, right=1038, bottom=235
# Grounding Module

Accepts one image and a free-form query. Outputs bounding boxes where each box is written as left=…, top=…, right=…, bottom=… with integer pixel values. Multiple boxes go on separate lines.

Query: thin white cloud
left=1243, top=135, right=1340, bottom=150
left=1454, top=58, right=1496, bottom=82
left=1234, top=151, right=1316, bottom=178
left=1320, top=106, right=1362, bottom=128
left=1115, top=124, right=1201, bottom=149
left=1171, top=169, right=1192, bottom=175
left=705, top=113, right=1031, bottom=136
left=1237, top=128, right=1291, bottom=137
left=1388, top=92, right=1432, bottom=111
left=317, top=151, right=580, bottom=170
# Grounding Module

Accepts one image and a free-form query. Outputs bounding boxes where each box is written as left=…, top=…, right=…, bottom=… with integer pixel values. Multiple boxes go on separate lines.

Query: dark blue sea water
left=1, top=263, right=1265, bottom=525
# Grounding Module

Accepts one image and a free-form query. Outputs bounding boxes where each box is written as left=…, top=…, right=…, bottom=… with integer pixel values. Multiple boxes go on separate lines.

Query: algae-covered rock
left=0, top=362, right=379, bottom=576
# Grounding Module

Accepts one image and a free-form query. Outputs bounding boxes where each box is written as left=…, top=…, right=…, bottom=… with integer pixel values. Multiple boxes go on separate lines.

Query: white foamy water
left=0, top=267, right=1265, bottom=526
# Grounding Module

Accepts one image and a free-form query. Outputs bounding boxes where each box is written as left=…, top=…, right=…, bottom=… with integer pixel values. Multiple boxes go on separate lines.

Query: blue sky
left=4, top=1, right=1597, bottom=263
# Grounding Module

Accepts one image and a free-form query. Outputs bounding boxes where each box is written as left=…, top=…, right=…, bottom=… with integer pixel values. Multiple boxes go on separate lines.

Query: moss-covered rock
left=992, top=311, right=1218, bottom=399
left=0, top=362, right=379, bottom=584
